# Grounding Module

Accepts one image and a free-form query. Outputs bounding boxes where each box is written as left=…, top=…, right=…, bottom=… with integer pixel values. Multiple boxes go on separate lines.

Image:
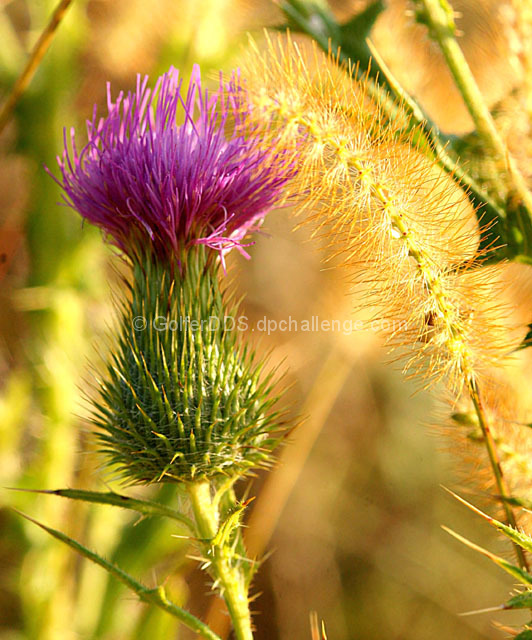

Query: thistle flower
left=51, top=66, right=294, bottom=484
left=53, top=65, right=293, bottom=264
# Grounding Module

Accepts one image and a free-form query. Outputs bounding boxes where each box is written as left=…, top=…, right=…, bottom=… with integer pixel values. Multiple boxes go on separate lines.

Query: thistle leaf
left=339, top=0, right=384, bottom=48
left=450, top=412, right=479, bottom=427
left=502, top=495, right=532, bottom=510
left=9, top=487, right=194, bottom=531
left=14, top=510, right=221, bottom=640
left=278, top=0, right=340, bottom=49
left=515, top=324, right=532, bottom=351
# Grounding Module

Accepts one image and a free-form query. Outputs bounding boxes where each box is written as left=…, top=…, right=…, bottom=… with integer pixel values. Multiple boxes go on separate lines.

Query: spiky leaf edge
left=13, top=509, right=221, bottom=640
left=8, top=487, right=194, bottom=530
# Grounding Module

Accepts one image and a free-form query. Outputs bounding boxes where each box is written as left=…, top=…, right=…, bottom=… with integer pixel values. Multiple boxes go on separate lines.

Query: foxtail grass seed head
left=51, top=66, right=294, bottom=484
left=240, top=34, right=518, bottom=391
left=241, top=34, right=532, bottom=535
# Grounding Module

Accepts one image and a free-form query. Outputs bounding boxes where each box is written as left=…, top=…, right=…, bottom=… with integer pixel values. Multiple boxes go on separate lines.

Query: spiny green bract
left=93, top=247, right=286, bottom=484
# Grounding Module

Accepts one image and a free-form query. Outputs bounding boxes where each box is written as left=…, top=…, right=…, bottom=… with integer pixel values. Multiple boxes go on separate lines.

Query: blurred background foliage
left=0, top=0, right=529, bottom=638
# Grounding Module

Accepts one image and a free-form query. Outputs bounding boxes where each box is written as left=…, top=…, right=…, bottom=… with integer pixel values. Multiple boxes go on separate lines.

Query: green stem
left=468, top=379, right=529, bottom=571
left=187, top=480, right=254, bottom=640
left=415, top=0, right=532, bottom=220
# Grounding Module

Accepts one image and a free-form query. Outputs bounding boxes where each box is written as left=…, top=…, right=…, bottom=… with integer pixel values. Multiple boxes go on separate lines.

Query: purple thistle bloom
left=51, top=65, right=294, bottom=263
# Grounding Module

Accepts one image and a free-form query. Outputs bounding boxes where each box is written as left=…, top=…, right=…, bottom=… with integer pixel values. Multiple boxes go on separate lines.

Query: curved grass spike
left=243, top=35, right=511, bottom=384
left=240, top=34, right=527, bottom=569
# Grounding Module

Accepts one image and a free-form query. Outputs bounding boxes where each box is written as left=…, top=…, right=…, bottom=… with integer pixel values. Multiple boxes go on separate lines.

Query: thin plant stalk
left=468, top=379, right=529, bottom=570
left=0, top=0, right=73, bottom=135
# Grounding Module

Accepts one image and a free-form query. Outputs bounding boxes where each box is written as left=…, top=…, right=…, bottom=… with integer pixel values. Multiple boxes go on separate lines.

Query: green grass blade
left=505, top=591, right=532, bottom=610
left=502, top=495, right=532, bottom=509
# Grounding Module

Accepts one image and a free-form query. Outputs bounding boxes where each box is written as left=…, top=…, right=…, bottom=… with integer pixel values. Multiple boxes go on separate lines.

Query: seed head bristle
left=444, top=263, right=532, bottom=525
